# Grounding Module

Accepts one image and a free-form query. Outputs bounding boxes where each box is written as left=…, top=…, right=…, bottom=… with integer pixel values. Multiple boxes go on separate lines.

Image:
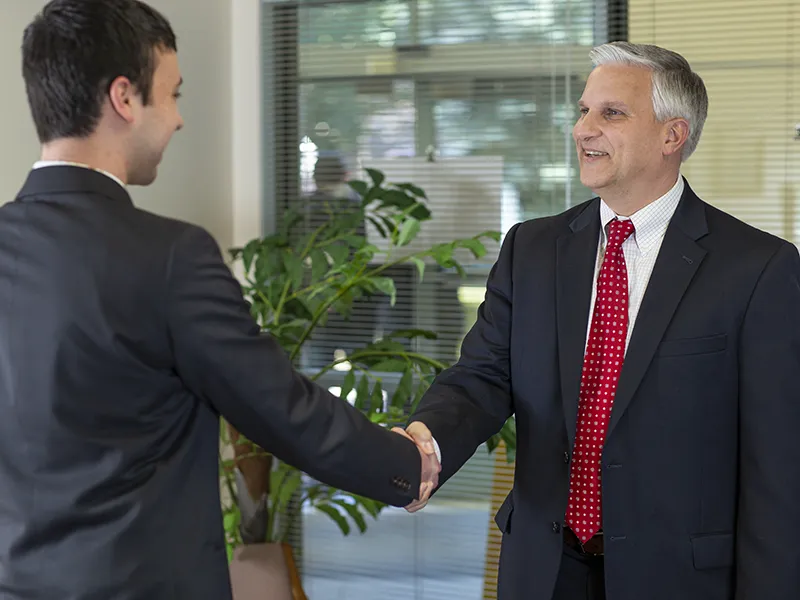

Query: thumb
left=407, top=422, right=435, bottom=455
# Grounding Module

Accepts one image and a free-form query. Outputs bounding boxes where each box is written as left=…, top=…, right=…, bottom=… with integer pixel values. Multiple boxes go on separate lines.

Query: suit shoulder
left=129, top=207, right=221, bottom=254
left=702, top=200, right=793, bottom=255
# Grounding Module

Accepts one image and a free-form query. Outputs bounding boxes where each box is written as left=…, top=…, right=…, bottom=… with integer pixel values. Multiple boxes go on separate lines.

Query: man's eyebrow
left=577, top=100, right=630, bottom=111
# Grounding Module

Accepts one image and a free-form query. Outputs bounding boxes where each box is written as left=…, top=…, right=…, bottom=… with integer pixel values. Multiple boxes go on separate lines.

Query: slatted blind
left=258, top=0, right=798, bottom=598
left=630, top=0, right=800, bottom=241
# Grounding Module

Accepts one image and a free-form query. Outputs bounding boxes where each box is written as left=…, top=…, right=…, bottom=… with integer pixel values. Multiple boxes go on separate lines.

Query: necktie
left=565, top=218, right=635, bottom=544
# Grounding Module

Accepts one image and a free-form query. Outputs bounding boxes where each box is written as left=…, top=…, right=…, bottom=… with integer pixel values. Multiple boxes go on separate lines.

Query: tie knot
left=606, top=219, right=634, bottom=248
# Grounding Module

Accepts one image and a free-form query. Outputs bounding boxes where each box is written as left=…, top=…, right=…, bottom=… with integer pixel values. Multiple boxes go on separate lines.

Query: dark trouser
left=551, top=542, right=606, bottom=600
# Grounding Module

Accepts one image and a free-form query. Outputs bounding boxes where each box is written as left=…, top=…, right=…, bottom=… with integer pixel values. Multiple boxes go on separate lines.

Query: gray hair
left=589, top=42, right=708, bottom=162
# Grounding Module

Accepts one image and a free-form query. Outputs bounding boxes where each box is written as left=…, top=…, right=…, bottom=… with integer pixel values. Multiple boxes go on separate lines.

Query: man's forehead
left=580, top=66, right=651, bottom=99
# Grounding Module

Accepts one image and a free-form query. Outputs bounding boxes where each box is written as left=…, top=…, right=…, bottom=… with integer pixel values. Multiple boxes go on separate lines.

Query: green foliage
left=220, top=168, right=514, bottom=551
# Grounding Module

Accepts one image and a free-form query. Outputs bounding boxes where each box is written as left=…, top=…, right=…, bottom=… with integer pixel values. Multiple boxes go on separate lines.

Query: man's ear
left=107, top=76, right=137, bottom=124
left=663, top=117, right=690, bottom=158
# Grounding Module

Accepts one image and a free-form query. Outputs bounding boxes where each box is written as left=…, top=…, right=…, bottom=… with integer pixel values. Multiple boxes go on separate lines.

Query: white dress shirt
left=588, top=175, right=684, bottom=354
left=32, top=160, right=126, bottom=189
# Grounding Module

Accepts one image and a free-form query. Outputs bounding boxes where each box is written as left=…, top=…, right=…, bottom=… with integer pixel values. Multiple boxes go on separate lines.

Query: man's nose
left=573, top=112, right=600, bottom=142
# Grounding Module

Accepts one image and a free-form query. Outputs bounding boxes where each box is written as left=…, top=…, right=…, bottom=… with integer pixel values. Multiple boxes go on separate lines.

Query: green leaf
left=477, top=230, right=503, bottom=242
left=348, top=180, right=369, bottom=197
left=371, top=359, right=408, bottom=372
left=391, top=367, right=413, bottom=408
left=283, top=297, right=314, bottom=320
left=367, top=216, right=387, bottom=238
left=277, top=468, right=302, bottom=512
left=365, top=168, right=385, bottom=188
left=369, top=412, right=387, bottom=424
left=223, top=510, right=240, bottom=533
left=327, top=243, right=350, bottom=268
left=393, top=182, right=427, bottom=199
left=282, top=252, right=304, bottom=290
left=397, top=218, right=421, bottom=247
left=280, top=208, right=303, bottom=238
left=254, top=246, right=283, bottom=283
left=506, top=444, right=516, bottom=463
left=458, top=238, right=487, bottom=259
left=354, top=244, right=379, bottom=262
left=410, top=257, right=425, bottom=281
left=370, top=380, right=384, bottom=413
left=500, top=418, right=517, bottom=452
left=362, top=185, right=383, bottom=206
left=355, top=374, right=370, bottom=411
left=315, top=503, right=351, bottom=535
left=343, top=235, right=365, bottom=249
left=409, top=204, right=432, bottom=221
left=241, top=239, right=260, bottom=273
left=333, top=499, right=368, bottom=533
left=368, top=276, right=396, bottom=306
left=430, top=243, right=455, bottom=268
left=373, top=216, right=394, bottom=237
left=353, top=495, right=384, bottom=519
left=309, top=248, right=329, bottom=283
left=379, top=189, right=415, bottom=210
left=340, top=369, right=356, bottom=401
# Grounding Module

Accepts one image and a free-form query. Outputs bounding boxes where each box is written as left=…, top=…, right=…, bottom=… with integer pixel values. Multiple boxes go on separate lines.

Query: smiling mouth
left=583, top=150, right=608, bottom=158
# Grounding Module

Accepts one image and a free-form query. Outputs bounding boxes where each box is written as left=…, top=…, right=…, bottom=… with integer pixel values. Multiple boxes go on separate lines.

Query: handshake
left=392, top=422, right=441, bottom=513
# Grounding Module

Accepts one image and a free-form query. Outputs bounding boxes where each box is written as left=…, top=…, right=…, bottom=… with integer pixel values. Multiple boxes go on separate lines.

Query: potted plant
left=220, top=168, right=516, bottom=597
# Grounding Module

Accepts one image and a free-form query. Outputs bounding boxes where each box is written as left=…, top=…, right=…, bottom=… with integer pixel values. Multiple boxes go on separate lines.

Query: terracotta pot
left=229, top=542, right=307, bottom=600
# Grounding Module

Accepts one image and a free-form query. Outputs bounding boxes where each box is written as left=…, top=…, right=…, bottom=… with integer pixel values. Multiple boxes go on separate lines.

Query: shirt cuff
left=431, top=436, right=442, bottom=465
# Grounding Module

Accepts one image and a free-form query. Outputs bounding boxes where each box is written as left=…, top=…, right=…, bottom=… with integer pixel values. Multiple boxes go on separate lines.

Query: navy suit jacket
left=412, top=180, right=800, bottom=600
left=0, top=166, right=421, bottom=599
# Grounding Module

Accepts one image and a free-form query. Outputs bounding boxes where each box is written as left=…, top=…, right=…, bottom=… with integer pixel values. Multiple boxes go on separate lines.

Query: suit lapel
left=606, top=184, right=709, bottom=437
left=557, top=200, right=601, bottom=446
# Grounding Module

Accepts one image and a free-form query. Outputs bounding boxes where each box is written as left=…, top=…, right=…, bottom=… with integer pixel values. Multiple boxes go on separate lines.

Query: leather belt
left=563, top=527, right=604, bottom=556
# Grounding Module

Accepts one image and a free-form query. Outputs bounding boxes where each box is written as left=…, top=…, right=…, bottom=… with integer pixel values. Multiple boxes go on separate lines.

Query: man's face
left=573, top=64, right=670, bottom=198
left=127, top=49, right=184, bottom=186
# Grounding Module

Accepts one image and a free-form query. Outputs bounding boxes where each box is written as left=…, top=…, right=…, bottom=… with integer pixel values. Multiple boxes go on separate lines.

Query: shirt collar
left=33, top=160, right=126, bottom=190
left=599, top=175, right=684, bottom=255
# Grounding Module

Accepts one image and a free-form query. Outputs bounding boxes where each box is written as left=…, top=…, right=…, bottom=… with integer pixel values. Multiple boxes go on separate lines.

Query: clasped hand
left=391, top=422, right=439, bottom=512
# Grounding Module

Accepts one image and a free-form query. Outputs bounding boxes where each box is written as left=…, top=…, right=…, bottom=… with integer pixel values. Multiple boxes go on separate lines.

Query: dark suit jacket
left=411, top=180, right=800, bottom=600
left=0, top=166, right=421, bottom=599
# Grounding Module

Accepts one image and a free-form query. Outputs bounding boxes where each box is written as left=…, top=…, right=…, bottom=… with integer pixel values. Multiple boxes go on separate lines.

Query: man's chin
left=579, top=172, right=611, bottom=196
left=128, top=167, right=158, bottom=187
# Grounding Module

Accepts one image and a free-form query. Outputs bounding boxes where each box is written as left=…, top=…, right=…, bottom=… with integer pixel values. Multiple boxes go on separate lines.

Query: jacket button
left=563, top=451, right=570, bottom=464
left=552, top=522, right=561, bottom=533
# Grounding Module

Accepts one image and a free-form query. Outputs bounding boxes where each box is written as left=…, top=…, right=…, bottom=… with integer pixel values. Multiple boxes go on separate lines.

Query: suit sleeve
left=409, top=223, right=519, bottom=483
left=166, top=226, right=421, bottom=506
left=736, top=242, right=800, bottom=597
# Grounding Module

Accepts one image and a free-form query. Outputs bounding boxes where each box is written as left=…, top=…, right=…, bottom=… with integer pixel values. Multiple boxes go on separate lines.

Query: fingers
left=391, top=425, right=441, bottom=512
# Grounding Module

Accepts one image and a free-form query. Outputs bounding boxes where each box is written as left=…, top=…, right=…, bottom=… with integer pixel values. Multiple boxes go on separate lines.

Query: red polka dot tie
left=565, top=218, right=635, bottom=544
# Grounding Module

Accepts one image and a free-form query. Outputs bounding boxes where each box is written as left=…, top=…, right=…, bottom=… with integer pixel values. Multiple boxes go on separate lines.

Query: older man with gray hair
left=399, top=41, right=800, bottom=600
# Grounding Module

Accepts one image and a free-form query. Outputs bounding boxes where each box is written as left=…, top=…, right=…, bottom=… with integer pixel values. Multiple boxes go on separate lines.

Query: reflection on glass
left=299, top=0, right=412, bottom=47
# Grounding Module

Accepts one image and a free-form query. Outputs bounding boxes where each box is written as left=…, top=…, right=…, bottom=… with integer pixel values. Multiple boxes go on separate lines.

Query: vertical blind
left=258, top=0, right=798, bottom=598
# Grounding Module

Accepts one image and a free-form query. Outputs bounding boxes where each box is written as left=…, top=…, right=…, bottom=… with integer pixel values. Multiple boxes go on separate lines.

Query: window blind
left=630, top=0, right=800, bottom=242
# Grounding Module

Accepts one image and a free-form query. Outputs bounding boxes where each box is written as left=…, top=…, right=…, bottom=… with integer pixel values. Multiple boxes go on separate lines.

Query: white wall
left=0, top=0, right=261, bottom=254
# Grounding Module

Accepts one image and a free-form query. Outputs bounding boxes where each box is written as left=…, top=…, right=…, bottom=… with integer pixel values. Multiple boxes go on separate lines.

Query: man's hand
left=392, top=422, right=440, bottom=512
